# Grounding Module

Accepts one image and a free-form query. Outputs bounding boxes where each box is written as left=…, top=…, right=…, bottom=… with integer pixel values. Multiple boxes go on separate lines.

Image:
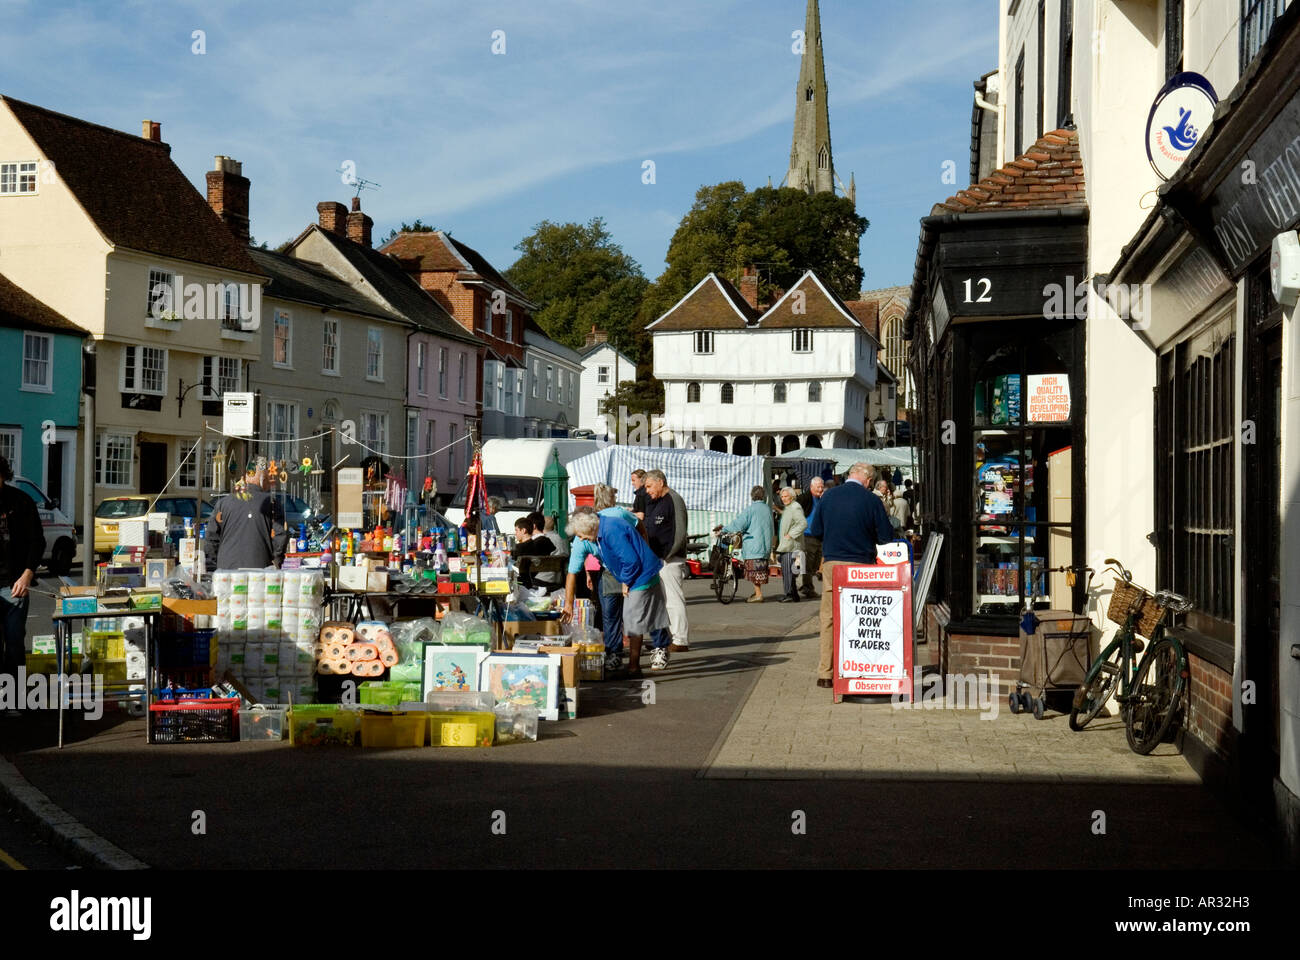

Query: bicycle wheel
left=717, top=561, right=738, bottom=604
left=1069, top=644, right=1123, bottom=731
left=1124, top=639, right=1184, bottom=755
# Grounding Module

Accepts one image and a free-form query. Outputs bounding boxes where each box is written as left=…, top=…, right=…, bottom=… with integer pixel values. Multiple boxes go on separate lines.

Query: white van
left=443, top=438, right=604, bottom=535
left=13, top=476, right=78, bottom=575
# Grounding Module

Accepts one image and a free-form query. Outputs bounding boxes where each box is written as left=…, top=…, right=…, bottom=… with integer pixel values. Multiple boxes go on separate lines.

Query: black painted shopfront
left=907, top=209, right=1089, bottom=637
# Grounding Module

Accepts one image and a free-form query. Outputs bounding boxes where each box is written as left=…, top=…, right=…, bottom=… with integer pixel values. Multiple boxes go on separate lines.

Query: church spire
left=787, top=0, right=835, bottom=196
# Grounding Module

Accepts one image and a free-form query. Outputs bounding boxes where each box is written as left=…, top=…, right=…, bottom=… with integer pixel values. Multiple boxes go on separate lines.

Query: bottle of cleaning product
left=297, top=524, right=307, bottom=554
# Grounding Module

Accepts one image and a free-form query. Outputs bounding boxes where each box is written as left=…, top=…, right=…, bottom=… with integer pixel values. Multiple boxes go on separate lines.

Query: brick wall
left=947, top=633, right=1021, bottom=696
left=1187, top=653, right=1233, bottom=758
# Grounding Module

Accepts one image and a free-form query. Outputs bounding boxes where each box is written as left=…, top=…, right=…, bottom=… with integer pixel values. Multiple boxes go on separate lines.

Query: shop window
left=971, top=336, right=1074, bottom=616
left=1155, top=317, right=1235, bottom=641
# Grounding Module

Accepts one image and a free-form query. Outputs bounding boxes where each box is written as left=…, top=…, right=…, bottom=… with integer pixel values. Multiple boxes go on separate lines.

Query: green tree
left=640, top=181, right=868, bottom=325
left=379, top=219, right=437, bottom=246
left=505, top=218, right=649, bottom=359
left=597, top=377, right=666, bottom=439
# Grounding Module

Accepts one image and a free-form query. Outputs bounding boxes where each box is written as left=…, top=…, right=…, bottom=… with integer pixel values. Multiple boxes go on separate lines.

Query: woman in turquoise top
left=716, top=486, right=775, bottom=603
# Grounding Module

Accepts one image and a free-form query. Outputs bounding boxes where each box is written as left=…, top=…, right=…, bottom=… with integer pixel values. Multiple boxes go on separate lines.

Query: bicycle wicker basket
left=1106, top=581, right=1168, bottom=639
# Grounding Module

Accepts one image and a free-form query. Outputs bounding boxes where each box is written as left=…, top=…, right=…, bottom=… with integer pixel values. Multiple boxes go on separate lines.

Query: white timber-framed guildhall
left=648, top=271, right=879, bottom=453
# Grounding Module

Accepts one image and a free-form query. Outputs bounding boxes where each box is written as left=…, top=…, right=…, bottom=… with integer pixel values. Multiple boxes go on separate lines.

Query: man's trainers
left=649, top=648, right=670, bottom=671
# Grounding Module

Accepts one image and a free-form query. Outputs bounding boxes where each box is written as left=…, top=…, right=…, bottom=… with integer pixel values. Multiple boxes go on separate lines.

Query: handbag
left=790, top=550, right=806, bottom=575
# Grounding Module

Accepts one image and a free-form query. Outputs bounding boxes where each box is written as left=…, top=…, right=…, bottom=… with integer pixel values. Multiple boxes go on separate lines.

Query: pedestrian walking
left=807, top=463, right=897, bottom=688
left=800, top=477, right=825, bottom=599
left=775, top=486, right=806, bottom=603
left=642, top=469, right=690, bottom=654
left=891, top=491, right=912, bottom=532
left=0, top=455, right=43, bottom=717
left=205, top=458, right=288, bottom=570
left=715, top=486, right=774, bottom=603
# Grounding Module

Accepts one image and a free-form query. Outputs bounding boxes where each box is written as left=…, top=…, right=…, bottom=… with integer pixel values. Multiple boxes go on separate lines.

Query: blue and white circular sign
left=1146, top=72, right=1218, bottom=181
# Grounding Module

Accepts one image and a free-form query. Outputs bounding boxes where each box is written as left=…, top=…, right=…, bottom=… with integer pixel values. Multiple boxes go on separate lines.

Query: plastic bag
left=391, top=618, right=439, bottom=663
left=439, top=611, right=491, bottom=648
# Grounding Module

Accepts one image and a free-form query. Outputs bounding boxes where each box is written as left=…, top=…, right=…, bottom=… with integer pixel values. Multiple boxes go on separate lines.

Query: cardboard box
left=161, top=597, right=218, bottom=620
left=502, top=620, right=563, bottom=641
left=129, top=588, right=163, bottom=611
left=58, top=586, right=99, bottom=617
left=337, top=564, right=368, bottom=591
left=366, top=569, right=389, bottom=593
left=538, top=647, right=580, bottom=688
left=145, top=558, right=175, bottom=585
left=561, top=685, right=578, bottom=720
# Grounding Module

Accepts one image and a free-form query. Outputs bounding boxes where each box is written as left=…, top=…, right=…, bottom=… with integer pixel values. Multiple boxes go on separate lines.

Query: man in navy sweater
left=806, top=462, right=897, bottom=688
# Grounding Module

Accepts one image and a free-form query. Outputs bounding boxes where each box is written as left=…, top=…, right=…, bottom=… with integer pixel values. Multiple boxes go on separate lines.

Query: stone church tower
left=784, top=0, right=855, bottom=208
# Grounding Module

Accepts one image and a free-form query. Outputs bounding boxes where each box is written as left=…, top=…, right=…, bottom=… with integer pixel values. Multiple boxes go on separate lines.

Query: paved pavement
left=706, top=617, right=1199, bottom=783
left=0, top=577, right=1279, bottom=869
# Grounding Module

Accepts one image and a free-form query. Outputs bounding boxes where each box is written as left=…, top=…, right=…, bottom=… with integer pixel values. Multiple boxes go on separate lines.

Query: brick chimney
left=317, top=201, right=348, bottom=237
left=206, top=156, right=250, bottom=245
left=739, top=265, right=760, bottom=310
left=346, top=196, right=373, bottom=247
left=584, top=325, right=608, bottom=347
left=141, top=120, right=161, bottom=142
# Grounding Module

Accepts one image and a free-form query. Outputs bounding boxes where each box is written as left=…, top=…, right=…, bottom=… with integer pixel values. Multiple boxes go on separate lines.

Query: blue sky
left=1, top=0, right=995, bottom=291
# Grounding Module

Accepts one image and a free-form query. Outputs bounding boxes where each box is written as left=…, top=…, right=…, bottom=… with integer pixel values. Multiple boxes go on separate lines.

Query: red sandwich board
left=831, top=560, right=913, bottom=703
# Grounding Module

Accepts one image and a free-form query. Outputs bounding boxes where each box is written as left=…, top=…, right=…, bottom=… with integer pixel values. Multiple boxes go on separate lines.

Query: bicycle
left=707, top=528, right=742, bottom=605
left=1068, top=558, right=1194, bottom=755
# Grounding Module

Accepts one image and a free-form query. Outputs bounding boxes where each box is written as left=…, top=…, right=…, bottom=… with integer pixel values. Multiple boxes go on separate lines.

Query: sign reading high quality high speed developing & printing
left=831, top=561, right=913, bottom=703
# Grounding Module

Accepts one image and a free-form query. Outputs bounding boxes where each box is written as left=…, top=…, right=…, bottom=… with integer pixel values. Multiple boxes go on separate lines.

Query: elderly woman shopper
left=562, top=486, right=653, bottom=674
left=566, top=505, right=668, bottom=676
left=775, top=486, right=807, bottom=603
left=715, top=485, right=775, bottom=603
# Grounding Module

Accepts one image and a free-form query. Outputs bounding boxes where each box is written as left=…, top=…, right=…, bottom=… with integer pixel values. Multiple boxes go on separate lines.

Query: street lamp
left=872, top=415, right=889, bottom=447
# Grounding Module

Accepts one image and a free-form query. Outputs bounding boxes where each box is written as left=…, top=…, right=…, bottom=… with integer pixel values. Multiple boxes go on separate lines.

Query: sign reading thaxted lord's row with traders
left=832, top=560, right=913, bottom=701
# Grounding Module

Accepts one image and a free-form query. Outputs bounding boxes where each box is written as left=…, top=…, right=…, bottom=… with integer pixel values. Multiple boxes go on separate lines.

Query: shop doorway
left=1244, top=311, right=1281, bottom=811
left=139, top=441, right=167, bottom=493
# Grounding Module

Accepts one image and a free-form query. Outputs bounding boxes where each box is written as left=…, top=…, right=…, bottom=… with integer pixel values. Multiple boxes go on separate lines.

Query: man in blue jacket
left=806, top=462, right=896, bottom=688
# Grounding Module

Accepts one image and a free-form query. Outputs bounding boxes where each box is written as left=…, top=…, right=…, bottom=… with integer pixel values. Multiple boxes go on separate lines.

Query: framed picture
left=478, top=653, right=560, bottom=722
left=422, top=643, right=488, bottom=696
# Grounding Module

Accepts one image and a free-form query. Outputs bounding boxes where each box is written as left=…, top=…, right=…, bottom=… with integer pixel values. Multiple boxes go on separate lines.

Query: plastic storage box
left=493, top=704, right=539, bottom=743
left=239, top=705, right=287, bottom=741
left=423, top=690, right=494, bottom=713
left=360, top=711, right=429, bottom=747
left=427, top=710, right=494, bottom=747
left=289, top=705, right=361, bottom=746
left=359, top=681, right=423, bottom=707
left=149, top=698, right=240, bottom=743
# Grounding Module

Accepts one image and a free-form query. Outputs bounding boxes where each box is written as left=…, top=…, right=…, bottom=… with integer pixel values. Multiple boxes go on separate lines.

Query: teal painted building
left=0, top=272, right=87, bottom=520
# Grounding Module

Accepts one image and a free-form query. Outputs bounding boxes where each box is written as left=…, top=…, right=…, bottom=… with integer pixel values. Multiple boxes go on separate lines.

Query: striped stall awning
left=566, top=446, right=765, bottom=537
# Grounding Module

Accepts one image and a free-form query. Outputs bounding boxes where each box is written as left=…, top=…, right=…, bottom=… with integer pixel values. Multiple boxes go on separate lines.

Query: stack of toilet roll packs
left=214, top=568, right=324, bottom=703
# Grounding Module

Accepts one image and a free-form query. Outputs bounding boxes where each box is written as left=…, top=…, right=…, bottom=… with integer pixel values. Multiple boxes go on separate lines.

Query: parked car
left=11, top=476, right=78, bottom=576
left=93, top=494, right=210, bottom=560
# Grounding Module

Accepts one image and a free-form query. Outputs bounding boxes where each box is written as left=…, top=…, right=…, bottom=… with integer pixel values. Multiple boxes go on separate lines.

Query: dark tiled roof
left=843, top=299, right=880, bottom=340
left=306, top=228, right=482, bottom=346
left=645, top=274, right=759, bottom=331
left=759, top=271, right=866, bottom=331
left=931, top=129, right=1085, bottom=214
left=1, top=96, right=262, bottom=276
left=247, top=248, right=407, bottom=323
left=524, top=324, right=584, bottom=364
left=0, top=272, right=88, bottom=335
left=380, top=231, right=533, bottom=306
